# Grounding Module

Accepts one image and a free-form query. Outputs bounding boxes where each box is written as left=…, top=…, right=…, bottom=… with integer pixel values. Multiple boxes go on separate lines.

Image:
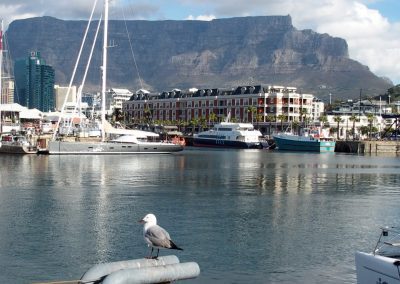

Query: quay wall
left=335, top=141, right=400, bottom=154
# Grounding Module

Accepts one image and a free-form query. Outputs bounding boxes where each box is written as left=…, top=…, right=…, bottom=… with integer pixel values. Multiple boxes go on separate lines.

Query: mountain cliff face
left=6, top=15, right=391, bottom=100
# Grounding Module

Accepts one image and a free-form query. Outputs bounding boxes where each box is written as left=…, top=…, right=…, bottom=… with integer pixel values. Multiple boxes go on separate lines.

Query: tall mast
left=101, top=0, right=108, bottom=141
left=0, top=19, right=3, bottom=133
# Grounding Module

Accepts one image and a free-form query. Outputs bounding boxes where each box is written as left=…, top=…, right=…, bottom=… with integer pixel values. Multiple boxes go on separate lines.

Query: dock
left=336, top=140, right=400, bottom=154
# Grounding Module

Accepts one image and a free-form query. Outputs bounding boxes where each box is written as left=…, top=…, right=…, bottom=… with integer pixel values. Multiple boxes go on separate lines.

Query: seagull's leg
left=153, top=248, right=160, bottom=259
left=146, top=247, right=153, bottom=259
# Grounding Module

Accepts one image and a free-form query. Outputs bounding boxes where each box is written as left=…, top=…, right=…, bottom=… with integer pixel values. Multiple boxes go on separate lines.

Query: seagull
left=139, top=213, right=183, bottom=259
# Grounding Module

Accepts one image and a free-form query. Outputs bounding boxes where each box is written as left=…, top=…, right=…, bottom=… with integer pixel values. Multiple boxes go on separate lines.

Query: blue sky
left=1, top=0, right=399, bottom=85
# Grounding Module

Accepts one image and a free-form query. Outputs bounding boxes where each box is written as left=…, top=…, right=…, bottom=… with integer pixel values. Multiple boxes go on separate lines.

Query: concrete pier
left=335, top=140, right=400, bottom=154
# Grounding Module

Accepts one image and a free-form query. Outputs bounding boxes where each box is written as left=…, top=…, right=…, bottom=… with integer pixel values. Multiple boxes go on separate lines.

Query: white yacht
left=356, top=227, right=400, bottom=284
left=193, top=122, right=262, bottom=149
left=47, top=0, right=182, bottom=155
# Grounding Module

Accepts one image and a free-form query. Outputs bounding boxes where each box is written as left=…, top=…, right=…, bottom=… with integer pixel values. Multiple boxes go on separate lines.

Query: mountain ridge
left=6, top=15, right=392, bottom=101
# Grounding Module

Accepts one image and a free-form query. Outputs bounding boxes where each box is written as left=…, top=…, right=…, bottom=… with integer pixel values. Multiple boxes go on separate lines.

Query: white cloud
left=1, top=0, right=399, bottom=84
left=179, top=0, right=400, bottom=84
left=185, top=14, right=216, bottom=21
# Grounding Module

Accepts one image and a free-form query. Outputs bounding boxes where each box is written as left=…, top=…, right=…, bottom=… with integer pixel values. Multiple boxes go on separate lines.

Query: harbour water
left=0, top=149, right=400, bottom=283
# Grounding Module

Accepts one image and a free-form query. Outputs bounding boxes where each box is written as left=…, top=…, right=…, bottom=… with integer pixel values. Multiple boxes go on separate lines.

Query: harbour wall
left=335, top=141, right=400, bottom=154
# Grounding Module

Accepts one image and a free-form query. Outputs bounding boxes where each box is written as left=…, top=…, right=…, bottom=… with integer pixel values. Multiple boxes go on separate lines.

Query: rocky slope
left=6, top=15, right=392, bottom=100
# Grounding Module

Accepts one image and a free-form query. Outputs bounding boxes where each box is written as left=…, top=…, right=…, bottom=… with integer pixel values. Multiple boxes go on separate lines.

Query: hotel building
left=123, top=85, right=322, bottom=126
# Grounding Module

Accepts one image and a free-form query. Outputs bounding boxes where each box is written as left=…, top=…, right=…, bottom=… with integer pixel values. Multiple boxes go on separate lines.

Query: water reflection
left=1, top=151, right=400, bottom=283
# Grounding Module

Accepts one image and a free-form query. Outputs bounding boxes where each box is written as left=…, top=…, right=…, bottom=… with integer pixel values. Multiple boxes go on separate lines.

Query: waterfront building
left=107, top=88, right=133, bottom=115
left=14, top=51, right=55, bottom=112
left=123, top=85, right=321, bottom=128
left=54, top=85, right=77, bottom=111
left=1, top=78, right=14, bottom=104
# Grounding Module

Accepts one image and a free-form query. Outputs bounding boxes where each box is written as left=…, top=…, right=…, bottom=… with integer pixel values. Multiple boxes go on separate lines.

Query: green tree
left=319, top=115, right=329, bottom=128
left=299, top=108, right=308, bottom=126
left=349, top=114, right=359, bottom=140
left=247, top=106, right=257, bottom=123
left=277, top=114, right=286, bottom=132
left=366, top=113, right=375, bottom=139
left=333, top=116, right=343, bottom=140
left=266, top=115, right=275, bottom=136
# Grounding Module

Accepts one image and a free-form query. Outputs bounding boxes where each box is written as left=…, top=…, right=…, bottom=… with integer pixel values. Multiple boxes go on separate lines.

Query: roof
left=20, top=108, right=43, bottom=119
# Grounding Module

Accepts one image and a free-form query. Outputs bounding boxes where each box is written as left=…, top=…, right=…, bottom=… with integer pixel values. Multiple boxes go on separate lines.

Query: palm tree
left=349, top=114, right=359, bottom=140
left=366, top=113, right=375, bottom=139
left=277, top=114, right=286, bottom=132
left=333, top=115, right=343, bottom=140
left=319, top=115, right=328, bottom=128
left=209, top=112, right=217, bottom=125
left=299, top=108, right=308, bottom=126
left=247, top=106, right=257, bottom=123
left=266, top=115, right=275, bottom=136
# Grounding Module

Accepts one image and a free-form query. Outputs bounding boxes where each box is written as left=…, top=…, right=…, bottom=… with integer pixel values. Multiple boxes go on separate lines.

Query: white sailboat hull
left=355, top=252, right=400, bottom=284
left=48, top=140, right=183, bottom=155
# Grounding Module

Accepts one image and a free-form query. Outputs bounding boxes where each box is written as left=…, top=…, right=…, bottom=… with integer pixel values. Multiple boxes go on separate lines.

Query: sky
left=1, top=0, right=399, bottom=85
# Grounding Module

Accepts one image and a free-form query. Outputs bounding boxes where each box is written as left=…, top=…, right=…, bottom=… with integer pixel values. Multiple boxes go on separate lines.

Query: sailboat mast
left=101, top=0, right=109, bottom=141
left=0, top=19, right=3, bottom=133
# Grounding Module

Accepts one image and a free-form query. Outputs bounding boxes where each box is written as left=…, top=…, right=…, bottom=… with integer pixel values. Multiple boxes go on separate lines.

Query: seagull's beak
left=138, top=219, right=145, bottom=224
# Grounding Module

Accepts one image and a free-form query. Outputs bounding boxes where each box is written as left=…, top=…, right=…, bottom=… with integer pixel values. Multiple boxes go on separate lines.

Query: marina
left=0, top=150, right=399, bottom=283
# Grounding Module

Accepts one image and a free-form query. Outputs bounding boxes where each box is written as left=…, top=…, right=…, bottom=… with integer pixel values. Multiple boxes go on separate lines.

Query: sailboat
left=47, top=0, right=183, bottom=154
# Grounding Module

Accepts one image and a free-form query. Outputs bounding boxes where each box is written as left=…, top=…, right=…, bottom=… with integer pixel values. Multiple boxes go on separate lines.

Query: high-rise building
left=14, top=51, right=55, bottom=111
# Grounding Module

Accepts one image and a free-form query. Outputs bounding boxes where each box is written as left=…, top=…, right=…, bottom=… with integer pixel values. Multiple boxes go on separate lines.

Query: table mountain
left=6, top=15, right=392, bottom=100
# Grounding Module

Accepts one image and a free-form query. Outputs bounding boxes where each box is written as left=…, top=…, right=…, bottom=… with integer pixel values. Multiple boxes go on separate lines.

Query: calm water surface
left=0, top=149, right=400, bottom=283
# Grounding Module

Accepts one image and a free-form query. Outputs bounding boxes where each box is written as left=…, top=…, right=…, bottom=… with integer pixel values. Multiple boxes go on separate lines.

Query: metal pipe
left=101, top=262, right=200, bottom=284
left=80, top=255, right=179, bottom=283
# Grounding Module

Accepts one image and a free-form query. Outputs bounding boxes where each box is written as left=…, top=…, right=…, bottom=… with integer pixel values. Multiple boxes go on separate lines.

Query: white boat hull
left=48, top=140, right=183, bottom=155
left=355, top=252, right=400, bottom=284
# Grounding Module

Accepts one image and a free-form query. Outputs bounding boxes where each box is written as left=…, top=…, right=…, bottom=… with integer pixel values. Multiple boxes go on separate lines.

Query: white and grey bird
left=139, top=213, right=183, bottom=259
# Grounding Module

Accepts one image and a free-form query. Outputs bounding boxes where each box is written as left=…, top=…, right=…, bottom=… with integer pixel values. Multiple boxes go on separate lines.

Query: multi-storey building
left=123, top=85, right=321, bottom=126
left=14, top=51, right=55, bottom=112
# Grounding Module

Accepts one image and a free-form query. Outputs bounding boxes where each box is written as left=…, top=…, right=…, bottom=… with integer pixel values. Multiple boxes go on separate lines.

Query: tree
left=277, top=114, right=286, bottom=132
left=247, top=106, right=257, bottom=123
left=299, top=108, right=308, bottom=126
left=333, top=116, right=343, bottom=140
left=366, top=113, right=375, bottom=139
left=265, top=115, right=275, bottom=136
left=349, top=114, right=359, bottom=140
left=209, top=112, right=217, bottom=125
left=319, top=115, right=328, bottom=128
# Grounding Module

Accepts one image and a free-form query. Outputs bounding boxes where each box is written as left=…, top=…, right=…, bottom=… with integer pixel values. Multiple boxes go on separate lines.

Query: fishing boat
left=355, top=227, right=400, bottom=284
left=273, top=127, right=335, bottom=152
left=47, top=0, right=183, bottom=155
left=193, top=122, right=262, bottom=149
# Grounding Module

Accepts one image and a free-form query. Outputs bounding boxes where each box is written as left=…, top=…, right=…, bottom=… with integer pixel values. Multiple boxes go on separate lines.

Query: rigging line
left=52, top=0, right=99, bottom=141
left=121, top=5, right=144, bottom=90
left=66, top=13, right=103, bottom=135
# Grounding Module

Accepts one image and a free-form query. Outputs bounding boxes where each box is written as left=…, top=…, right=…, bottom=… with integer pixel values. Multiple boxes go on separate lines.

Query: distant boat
left=273, top=127, right=335, bottom=152
left=47, top=0, right=183, bottom=155
left=0, top=133, right=37, bottom=154
left=48, top=122, right=183, bottom=154
left=355, top=227, right=400, bottom=284
left=193, top=122, right=263, bottom=149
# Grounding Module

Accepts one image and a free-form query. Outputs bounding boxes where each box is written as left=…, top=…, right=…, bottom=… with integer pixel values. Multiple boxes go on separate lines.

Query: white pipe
left=80, top=255, right=180, bottom=283
left=102, top=262, right=201, bottom=284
